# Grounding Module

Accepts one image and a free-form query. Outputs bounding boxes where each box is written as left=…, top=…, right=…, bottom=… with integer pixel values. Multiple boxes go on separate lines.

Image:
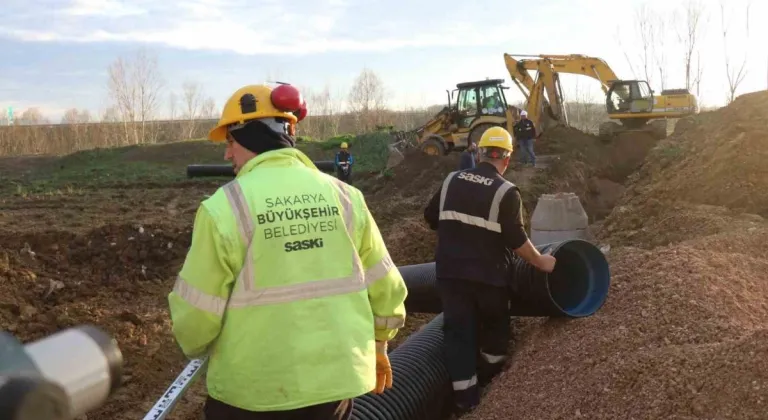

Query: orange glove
left=373, top=340, right=392, bottom=394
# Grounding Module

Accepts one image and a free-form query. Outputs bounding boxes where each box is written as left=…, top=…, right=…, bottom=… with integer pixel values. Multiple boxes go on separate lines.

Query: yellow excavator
left=414, top=53, right=699, bottom=155
left=504, top=53, right=700, bottom=139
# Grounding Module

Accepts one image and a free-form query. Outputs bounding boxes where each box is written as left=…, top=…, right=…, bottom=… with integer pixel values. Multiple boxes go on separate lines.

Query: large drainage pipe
left=401, top=239, right=611, bottom=318
left=144, top=240, right=609, bottom=419
left=352, top=313, right=450, bottom=420
left=186, top=162, right=336, bottom=178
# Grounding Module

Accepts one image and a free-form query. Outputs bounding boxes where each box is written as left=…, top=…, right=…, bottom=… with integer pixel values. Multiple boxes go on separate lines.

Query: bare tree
left=348, top=68, right=386, bottom=132
left=106, top=48, right=164, bottom=144
left=61, top=108, right=91, bottom=124
left=102, top=106, right=120, bottom=122
left=17, top=108, right=48, bottom=125
left=720, top=1, right=748, bottom=104
left=201, top=98, right=217, bottom=119
left=168, top=92, right=178, bottom=120
left=675, top=0, right=706, bottom=92
left=634, top=3, right=656, bottom=87
left=652, top=14, right=668, bottom=90
left=181, top=81, right=204, bottom=138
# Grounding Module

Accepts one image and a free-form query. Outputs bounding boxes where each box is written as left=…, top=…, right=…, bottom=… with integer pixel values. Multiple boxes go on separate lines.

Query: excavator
left=414, top=53, right=699, bottom=156
left=504, top=53, right=699, bottom=139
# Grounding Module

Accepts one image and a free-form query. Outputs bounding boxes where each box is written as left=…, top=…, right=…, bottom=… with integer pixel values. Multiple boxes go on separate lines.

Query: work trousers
left=437, top=277, right=510, bottom=411
left=518, top=138, right=536, bottom=165
left=336, top=167, right=352, bottom=184
left=203, top=397, right=353, bottom=420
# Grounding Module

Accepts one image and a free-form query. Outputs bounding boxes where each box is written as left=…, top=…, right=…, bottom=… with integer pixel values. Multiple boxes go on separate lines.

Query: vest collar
left=236, top=148, right=318, bottom=178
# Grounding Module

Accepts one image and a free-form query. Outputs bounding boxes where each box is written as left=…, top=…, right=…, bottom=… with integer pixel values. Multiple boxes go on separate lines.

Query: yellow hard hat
left=340, top=142, right=348, bottom=149
left=478, top=126, right=514, bottom=152
left=208, top=84, right=302, bottom=142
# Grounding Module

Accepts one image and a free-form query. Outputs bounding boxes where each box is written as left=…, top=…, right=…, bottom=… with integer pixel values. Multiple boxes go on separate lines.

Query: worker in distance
left=423, top=126, right=556, bottom=415
left=334, top=141, right=354, bottom=184
left=167, top=83, right=408, bottom=420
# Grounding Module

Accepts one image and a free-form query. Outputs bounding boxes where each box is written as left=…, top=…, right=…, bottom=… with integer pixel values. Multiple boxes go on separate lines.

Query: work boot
left=451, top=401, right=478, bottom=418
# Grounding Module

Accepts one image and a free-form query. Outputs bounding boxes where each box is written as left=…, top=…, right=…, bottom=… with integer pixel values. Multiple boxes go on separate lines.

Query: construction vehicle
left=503, top=53, right=700, bottom=139
left=413, top=54, right=699, bottom=155
left=415, top=79, right=521, bottom=156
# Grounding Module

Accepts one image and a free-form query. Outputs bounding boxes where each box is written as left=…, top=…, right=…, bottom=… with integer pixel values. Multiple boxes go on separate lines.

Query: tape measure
left=142, top=357, right=208, bottom=420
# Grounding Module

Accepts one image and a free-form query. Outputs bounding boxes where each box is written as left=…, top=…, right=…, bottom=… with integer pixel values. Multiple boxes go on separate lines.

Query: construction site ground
left=2, top=90, right=767, bottom=419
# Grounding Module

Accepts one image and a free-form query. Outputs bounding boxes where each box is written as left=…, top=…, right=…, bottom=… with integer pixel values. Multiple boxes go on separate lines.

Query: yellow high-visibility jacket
left=168, top=147, right=407, bottom=412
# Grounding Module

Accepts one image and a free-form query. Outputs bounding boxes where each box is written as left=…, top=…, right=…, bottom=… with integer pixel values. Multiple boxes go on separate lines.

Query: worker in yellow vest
left=167, top=83, right=408, bottom=420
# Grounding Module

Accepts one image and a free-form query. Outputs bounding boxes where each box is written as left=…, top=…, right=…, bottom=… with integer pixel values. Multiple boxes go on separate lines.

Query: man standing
left=335, top=142, right=354, bottom=184
left=168, top=84, right=408, bottom=420
left=513, top=110, right=537, bottom=167
left=459, top=142, right=476, bottom=171
left=423, top=126, right=556, bottom=416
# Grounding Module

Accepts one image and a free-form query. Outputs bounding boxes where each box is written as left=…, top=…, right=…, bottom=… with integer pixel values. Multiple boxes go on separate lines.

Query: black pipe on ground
left=352, top=313, right=451, bottom=420
left=186, top=162, right=336, bottom=178
left=401, top=239, right=611, bottom=318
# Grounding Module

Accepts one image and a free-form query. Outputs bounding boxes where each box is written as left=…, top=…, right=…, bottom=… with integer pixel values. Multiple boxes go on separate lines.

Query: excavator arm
left=503, top=53, right=569, bottom=134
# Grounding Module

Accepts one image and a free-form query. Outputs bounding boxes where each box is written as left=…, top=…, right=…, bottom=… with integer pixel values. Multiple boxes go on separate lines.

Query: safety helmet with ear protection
left=208, top=83, right=308, bottom=142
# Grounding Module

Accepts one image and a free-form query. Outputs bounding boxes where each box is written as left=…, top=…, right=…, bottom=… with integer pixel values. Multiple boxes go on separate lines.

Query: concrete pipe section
left=530, top=192, right=590, bottom=246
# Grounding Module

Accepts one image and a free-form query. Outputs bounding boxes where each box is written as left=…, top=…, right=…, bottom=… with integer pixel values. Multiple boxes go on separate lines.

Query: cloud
left=0, top=0, right=531, bottom=55
left=63, top=0, right=146, bottom=17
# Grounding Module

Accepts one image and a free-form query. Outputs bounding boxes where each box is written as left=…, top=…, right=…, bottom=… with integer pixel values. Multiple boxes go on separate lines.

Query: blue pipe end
left=539, top=239, right=611, bottom=318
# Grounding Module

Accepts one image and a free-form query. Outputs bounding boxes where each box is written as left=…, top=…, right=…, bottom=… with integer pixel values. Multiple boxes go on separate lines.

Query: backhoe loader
left=503, top=53, right=700, bottom=139
left=414, top=79, right=522, bottom=156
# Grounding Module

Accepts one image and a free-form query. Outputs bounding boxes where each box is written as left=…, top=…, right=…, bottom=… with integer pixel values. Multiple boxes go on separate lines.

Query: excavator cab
left=455, top=79, right=508, bottom=128
left=606, top=80, right=654, bottom=115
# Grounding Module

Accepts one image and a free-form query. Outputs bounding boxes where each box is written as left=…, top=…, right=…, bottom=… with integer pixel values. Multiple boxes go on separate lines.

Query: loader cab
left=454, top=79, right=508, bottom=129
left=606, top=80, right=654, bottom=114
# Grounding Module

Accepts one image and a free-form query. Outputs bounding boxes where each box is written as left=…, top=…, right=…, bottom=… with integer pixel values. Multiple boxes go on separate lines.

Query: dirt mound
left=600, top=91, right=768, bottom=246
left=466, top=225, right=768, bottom=420
left=360, top=149, right=459, bottom=266
left=600, top=200, right=765, bottom=248
left=521, top=126, right=659, bottom=223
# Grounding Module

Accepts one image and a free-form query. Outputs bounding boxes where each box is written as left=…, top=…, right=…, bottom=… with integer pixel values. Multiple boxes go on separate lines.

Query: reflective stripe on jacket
left=425, top=163, right=525, bottom=287
left=168, top=147, right=407, bottom=412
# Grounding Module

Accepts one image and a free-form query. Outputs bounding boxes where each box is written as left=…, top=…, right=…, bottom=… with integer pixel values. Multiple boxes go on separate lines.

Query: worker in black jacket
left=423, top=126, right=556, bottom=416
left=512, top=110, right=537, bottom=166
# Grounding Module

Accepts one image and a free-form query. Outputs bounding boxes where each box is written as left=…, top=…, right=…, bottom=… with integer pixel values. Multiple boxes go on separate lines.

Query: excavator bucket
left=385, top=144, right=405, bottom=170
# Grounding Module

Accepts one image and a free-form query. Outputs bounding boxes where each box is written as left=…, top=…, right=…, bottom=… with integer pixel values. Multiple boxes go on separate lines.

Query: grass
left=0, top=132, right=396, bottom=197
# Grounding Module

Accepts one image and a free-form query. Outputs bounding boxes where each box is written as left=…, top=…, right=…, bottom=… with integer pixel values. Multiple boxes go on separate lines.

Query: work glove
left=373, top=340, right=392, bottom=394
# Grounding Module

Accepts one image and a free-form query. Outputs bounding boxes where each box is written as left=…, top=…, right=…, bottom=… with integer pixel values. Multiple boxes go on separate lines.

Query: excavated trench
left=0, top=125, right=659, bottom=419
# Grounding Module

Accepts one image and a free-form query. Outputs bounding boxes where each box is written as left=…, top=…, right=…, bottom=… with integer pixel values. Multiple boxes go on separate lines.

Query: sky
left=0, top=0, right=765, bottom=122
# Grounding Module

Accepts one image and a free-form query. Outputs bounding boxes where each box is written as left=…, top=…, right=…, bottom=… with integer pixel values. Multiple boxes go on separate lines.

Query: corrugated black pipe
left=399, top=263, right=444, bottom=314
left=352, top=313, right=451, bottom=420
left=400, top=239, right=611, bottom=318
left=186, top=162, right=336, bottom=178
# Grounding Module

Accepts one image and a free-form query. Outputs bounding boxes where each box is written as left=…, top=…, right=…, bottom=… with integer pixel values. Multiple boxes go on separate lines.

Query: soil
left=0, top=146, right=458, bottom=419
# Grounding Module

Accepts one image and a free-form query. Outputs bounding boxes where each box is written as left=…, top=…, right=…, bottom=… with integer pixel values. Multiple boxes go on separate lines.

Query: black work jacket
left=513, top=119, right=536, bottom=140
left=424, top=163, right=528, bottom=287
